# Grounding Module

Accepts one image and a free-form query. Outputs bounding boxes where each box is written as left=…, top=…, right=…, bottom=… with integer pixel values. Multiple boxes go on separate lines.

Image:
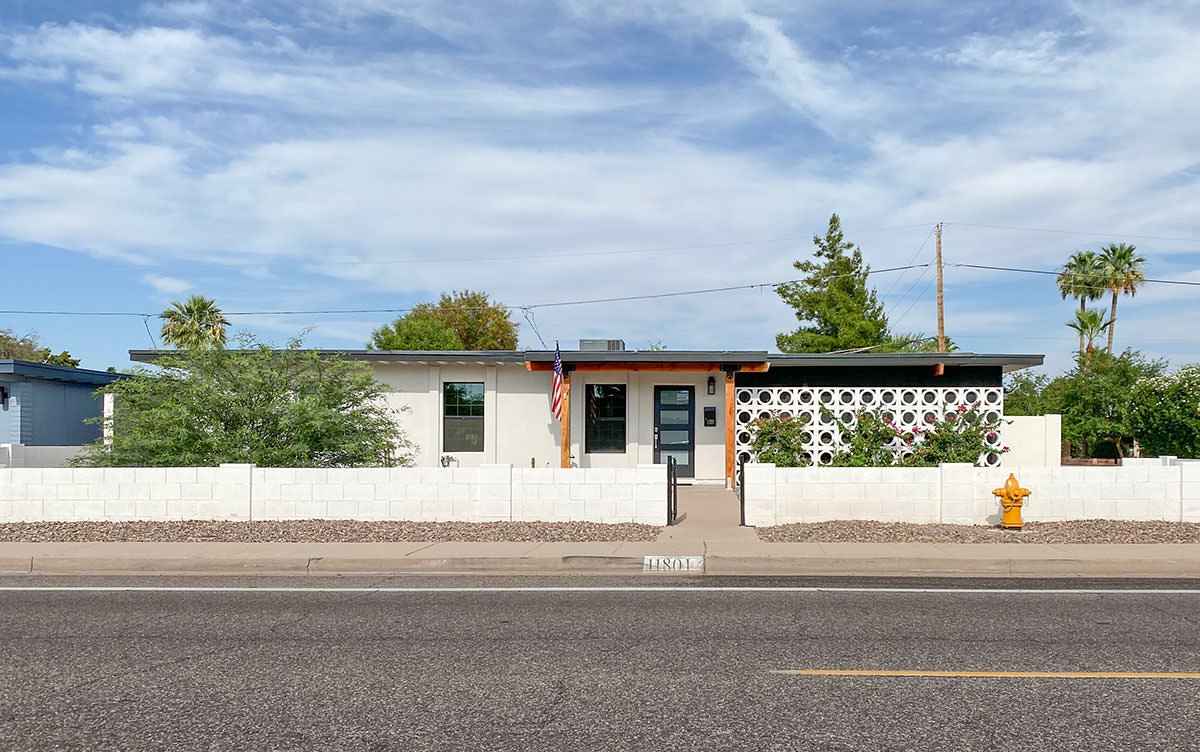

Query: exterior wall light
left=707, top=375, right=716, bottom=395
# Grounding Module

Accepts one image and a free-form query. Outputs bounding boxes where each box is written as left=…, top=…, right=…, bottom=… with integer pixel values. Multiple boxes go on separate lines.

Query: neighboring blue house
left=0, top=360, right=122, bottom=446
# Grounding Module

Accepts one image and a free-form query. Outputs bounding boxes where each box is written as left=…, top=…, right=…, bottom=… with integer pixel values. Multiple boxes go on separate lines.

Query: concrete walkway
left=656, top=484, right=759, bottom=545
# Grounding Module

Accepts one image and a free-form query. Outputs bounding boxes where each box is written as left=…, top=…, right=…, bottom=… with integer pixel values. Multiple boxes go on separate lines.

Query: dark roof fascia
left=127, top=349, right=530, bottom=365
left=764, top=353, right=1044, bottom=373
left=523, top=350, right=770, bottom=364
left=0, top=360, right=125, bottom=385
left=127, top=349, right=1044, bottom=373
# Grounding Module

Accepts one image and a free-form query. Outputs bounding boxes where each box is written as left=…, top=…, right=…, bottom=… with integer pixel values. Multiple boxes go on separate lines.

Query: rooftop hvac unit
left=579, top=339, right=626, bottom=352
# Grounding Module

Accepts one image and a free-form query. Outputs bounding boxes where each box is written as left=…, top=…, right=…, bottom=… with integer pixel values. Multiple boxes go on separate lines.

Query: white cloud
left=142, top=274, right=192, bottom=294
left=1, top=1, right=1199, bottom=367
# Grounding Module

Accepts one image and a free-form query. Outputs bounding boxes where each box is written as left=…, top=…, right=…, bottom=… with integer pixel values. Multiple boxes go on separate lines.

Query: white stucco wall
left=1001, top=415, right=1062, bottom=467
left=373, top=363, right=730, bottom=480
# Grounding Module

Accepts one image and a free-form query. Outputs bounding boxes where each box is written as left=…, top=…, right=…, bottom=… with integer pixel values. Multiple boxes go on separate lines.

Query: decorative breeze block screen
left=734, top=386, right=1004, bottom=467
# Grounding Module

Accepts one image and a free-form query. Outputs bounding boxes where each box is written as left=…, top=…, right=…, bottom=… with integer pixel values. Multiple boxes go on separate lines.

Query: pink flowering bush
left=826, top=403, right=1006, bottom=467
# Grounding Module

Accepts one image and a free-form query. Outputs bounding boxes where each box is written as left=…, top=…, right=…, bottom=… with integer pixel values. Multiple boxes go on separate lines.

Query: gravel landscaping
left=756, top=519, right=1200, bottom=544
left=0, top=520, right=662, bottom=543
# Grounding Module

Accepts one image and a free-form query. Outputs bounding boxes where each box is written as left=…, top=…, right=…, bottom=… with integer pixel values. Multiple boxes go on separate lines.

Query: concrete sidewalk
left=5, top=540, right=1200, bottom=577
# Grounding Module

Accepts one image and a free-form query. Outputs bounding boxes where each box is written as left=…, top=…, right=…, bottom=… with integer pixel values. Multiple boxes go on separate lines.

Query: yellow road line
left=770, top=670, right=1200, bottom=678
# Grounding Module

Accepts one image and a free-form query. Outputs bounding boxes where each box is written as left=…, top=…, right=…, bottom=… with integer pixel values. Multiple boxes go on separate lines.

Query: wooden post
left=724, top=372, right=736, bottom=488
left=559, top=371, right=571, bottom=468
left=936, top=222, right=946, bottom=353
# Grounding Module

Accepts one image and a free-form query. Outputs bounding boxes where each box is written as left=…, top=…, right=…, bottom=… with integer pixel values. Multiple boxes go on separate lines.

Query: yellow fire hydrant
left=993, top=473, right=1032, bottom=529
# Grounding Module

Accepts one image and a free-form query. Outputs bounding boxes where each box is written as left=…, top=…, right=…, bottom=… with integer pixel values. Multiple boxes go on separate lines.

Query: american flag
left=551, top=342, right=564, bottom=421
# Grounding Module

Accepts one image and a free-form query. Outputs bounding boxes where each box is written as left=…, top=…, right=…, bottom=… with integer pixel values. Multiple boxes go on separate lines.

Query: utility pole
left=935, top=222, right=945, bottom=353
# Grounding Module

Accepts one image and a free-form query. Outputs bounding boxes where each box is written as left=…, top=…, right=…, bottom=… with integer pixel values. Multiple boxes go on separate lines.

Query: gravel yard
left=0, top=520, right=661, bottom=543
left=756, top=519, right=1200, bottom=544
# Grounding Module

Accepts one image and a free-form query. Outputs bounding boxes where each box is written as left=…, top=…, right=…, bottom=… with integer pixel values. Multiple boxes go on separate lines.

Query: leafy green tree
left=1130, top=366, right=1200, bottom=458
left=410, top=290, right=518, bottom=350
left=368, top=314, right=464, bottom=350
left=1057, top=251, right=1104, bottom=356
left=1066, top=308, right=1112, bottom=355
left=1097, top=243, right=1145, bottom=353
left=73, top=335, right=412, bottom=468
left=160, top=295, right=230, bottom=350
left=1003, top=371, right=1050, bottom=416
left=0, top=329, right=80, bottom=367
left=1043, top=350, right=1164, bottom=458
left=775, top=214, right=889, bottom=353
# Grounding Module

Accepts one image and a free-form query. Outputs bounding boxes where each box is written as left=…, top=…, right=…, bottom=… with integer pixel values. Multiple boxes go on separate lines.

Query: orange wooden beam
left=724, top=372, right=736, bottom=488
left=527, top=361, right=769, bottom=373
left=559, top=371, right=571, bottom=468
left=933, top=362, right=945, bottom=376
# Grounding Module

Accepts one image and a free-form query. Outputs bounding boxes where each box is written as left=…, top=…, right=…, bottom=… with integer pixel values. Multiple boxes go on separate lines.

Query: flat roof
left=128, top=349, right=1043, bottom=372
left=0, top=359, right=125, bottom=386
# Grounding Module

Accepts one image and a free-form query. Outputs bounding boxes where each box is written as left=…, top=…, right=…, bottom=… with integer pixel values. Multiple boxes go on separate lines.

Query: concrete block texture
left=2, top=460, right=670, bottom=524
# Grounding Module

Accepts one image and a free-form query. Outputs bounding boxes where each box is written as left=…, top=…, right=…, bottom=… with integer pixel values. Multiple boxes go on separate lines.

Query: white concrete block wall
left=0, top=463, right=667, bottom=524
left=0, top=444, right=84, bottom=468
left=746, top=460, right=1200, bottom=527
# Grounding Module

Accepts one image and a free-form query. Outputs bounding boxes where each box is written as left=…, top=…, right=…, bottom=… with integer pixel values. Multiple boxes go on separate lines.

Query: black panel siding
left=736, top=365, right=1003, bottom=388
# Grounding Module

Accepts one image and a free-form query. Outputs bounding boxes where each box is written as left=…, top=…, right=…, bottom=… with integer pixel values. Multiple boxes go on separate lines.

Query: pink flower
left=957, top=404, right=968, bottom=412
left=1002, top=446, right=1010, bottom=452
left=986, top=432, right=997, bottom=440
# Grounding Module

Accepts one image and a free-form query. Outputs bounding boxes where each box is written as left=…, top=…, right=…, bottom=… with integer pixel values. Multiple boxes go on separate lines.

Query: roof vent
left=579, top=339, right=626, bottom=352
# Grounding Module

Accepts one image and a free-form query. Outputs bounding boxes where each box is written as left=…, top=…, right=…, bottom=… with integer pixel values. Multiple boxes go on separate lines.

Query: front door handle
left=653, top=426, right=659, bottom=450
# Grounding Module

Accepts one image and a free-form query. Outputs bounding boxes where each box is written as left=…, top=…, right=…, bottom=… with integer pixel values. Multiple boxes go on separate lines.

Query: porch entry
left=654, top=386, right=695, bottom=478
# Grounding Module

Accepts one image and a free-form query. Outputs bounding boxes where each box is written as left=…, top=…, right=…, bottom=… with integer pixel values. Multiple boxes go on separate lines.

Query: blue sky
left=2, top=0, right=1199, bottom=376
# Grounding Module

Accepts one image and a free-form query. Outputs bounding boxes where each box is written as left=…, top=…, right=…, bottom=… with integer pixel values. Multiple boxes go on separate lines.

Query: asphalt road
left=2, top=575, right=1200, bottom=751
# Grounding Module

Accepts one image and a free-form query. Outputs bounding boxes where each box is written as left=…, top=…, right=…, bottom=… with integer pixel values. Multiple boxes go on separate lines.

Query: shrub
left=749, top=413, right=810, bottom=467
left=1130, top=365, right=1200, bottom=458
left=827, top=404, right=1006, bottom=467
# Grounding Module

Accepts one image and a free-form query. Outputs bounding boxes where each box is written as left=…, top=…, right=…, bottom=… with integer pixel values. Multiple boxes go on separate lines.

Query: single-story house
left=129, top=342, right=1044, bottom=483
left=0, top=360, right=124, bottom=467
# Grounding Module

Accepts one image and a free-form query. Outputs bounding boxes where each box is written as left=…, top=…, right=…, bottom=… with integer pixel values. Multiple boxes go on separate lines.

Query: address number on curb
left=643, top=555, right=704, bottom=572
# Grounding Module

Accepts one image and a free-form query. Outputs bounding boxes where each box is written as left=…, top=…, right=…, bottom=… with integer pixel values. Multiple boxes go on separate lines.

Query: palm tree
left=1066, top=308, right=1112, bottom=355
left=159, top=295, right=230, bottom=350
left=1097, top=243, right=1146, bottom=352
left=1056, top=251, right=1103, bottom=355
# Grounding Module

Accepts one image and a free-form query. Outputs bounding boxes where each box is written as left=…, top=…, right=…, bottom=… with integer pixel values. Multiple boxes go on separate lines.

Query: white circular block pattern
left=735, top=386, right=1004, bottom=467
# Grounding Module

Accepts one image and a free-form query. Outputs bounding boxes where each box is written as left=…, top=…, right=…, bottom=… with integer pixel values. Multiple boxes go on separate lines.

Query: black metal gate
left=666, top=456, right=679, bottom=525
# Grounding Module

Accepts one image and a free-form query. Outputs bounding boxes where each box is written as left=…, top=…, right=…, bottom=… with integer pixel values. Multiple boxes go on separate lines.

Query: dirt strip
left=0, top=520, right=662, bottom=543
left=756, top=519, right=1200, bottom=544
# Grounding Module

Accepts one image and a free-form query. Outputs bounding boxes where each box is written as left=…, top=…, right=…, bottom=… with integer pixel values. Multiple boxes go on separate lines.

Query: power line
left=949, top=263, right=1200, bottom=288
left=0, top=264, right=931, bottom=320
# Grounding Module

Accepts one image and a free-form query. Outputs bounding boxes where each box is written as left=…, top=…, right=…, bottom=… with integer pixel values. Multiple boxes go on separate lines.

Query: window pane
left=586, top=384, right=626, bottom=453
left=659, top=389, right=690, bottom=405
left=444, top=382, right=484, bottom=452
left=659, top=411, right=689, bottom=426
left=659, top=430, right=690, bottom=445
left=660, top=450, right=690, bottom=466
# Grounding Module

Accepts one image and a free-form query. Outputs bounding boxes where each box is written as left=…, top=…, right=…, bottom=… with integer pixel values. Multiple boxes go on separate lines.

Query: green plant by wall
left=749, top=413, right=811, bottom=467
left=826, top=404, right=1006, bottom=467
left=905, top=404, right=1007, bottom=466
left=826, top=409, right=903, bottom=467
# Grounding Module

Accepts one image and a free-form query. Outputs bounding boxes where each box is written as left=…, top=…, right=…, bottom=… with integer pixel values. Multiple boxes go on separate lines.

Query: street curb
left=17, top=554, right=650, bottom=575
left=703, top=555, right=1200, bottom=578
left=9, top=552, right=1200, bottom=577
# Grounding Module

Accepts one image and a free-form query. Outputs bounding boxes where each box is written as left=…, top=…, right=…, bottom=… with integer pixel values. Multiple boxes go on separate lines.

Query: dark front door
left=654, top=386, right=695, bottom=478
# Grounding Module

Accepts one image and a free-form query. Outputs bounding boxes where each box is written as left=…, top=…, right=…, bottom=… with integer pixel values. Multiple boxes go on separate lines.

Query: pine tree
left=775, top=214, right=890, bottom=353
